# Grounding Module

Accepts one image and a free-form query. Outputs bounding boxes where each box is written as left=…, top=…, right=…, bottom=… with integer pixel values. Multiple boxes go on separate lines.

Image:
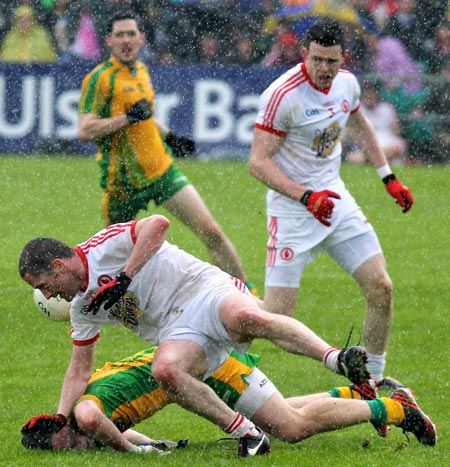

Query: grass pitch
left=0, top=155, right=448, bottom=467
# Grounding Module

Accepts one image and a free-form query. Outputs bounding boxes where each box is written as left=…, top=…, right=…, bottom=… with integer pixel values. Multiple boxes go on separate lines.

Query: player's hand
left=164, top=132, right=196, bottom=158
left=21, top=414, right=67, bottom=434
left=87, top=272, right=132, bottom=314
left=126, top=99, right=152, bottom=124
left=383, top=175, right=413, bottom=213
left=300, top=189, right=341, bottom=227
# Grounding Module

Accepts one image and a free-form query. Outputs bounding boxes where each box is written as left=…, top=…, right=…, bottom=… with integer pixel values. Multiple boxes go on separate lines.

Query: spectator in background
left=46, top=0, right=81, bottom=63
left=69, top=2, right=101, bottom=61
left=0, top=5, right=56, bottom=62
left=262, top=28, right=302, bottom=67
left=425, top=60, right=450, bottom=163
left=345, top=81, right=407, bottom=166
left=363, top=30, right=423, bottom=93
left=424, top=20, right=450, bottom=74
left=197, top=33, right=222, bottom=64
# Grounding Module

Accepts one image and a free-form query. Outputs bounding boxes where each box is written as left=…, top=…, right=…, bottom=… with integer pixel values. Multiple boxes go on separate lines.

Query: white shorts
left=234, top=368, right=278, bottom=418
left=266, top=229, right=382, bottom=288
left=158, top=280, right=251, bottom=378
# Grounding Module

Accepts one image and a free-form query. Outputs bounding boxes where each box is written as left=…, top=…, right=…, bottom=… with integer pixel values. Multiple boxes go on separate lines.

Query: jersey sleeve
left=79, top=70, right=107, bottom=116
left=254, top=84, right=292, bottom=137
left=350, top=74, right=361, bottom=113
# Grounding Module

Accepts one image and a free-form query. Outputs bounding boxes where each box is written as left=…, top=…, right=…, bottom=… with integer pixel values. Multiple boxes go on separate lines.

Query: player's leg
left=163, top=184, right=249, bottom=282
left=328, top=231, right=392, bottom=380
left=251, top=391, right=373, bottom=442
left=151, top=339, right=240, bottom=428
left=263, top=215, right=320, bottom=316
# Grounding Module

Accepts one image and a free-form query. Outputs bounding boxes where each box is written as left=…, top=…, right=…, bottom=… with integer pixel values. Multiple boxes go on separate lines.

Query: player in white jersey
left=19, top=214, right=374, bottom=458
left=248, top=18, right=414, bottom=382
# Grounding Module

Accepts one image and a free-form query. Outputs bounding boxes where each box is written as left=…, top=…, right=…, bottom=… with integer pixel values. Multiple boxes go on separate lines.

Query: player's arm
left=57, top=342, right=96, bottom=418
left=347, top=108, right=388, bottom=168
left=123, top=215, right=170, bottom=279
left=78, top=112, right=129, bottom=142
left=248, top=128, right=307, bottom=201
left=87, top=215, right=170, bottom=313
left=348, top=108, right=413, bottom=212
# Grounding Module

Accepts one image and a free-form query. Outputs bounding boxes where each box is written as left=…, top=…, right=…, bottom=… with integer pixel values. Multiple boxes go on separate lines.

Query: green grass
left=0, top=155, right=448, bottom=467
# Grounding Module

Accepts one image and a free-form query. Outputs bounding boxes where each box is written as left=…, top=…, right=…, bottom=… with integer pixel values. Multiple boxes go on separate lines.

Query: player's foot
left=351, top=381, right=388, bottom=437
left=337, top=346, right=371, bottom=386
left=391, top=387, right=437, bottom=446
left=238, top=428, right=271, bottom=458
left=376, top=376, right=405, bottom=391
left=245, top=280, right=259, bottom=298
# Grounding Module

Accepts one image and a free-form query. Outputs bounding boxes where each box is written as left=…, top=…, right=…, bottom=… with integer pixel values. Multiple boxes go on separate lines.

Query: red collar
left=301, top=62, right=333, bottom=95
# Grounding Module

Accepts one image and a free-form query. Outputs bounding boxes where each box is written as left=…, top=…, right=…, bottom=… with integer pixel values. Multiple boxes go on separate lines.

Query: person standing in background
left=77, top=10, right=257, bottom=293
left=249, top=18, right=414, bottom=381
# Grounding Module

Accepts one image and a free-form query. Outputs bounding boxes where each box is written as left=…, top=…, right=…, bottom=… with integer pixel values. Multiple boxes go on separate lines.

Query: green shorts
left=106, top=163, right=190, bottom=224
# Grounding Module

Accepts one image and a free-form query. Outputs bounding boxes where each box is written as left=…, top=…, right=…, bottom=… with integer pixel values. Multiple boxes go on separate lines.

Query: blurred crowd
left=0, top=0, right=449, bottom=163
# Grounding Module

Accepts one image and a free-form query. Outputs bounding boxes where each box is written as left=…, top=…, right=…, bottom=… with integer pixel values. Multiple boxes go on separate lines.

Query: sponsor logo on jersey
left=312, top=121, right=341, bottom=158
left=305, top=108, right=320, bottom=117
left=108, top=293, right=143, bottom=328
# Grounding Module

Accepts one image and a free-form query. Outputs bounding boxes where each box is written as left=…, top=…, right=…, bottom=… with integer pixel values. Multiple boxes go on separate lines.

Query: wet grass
left=0, top=155, right=448, bottom=466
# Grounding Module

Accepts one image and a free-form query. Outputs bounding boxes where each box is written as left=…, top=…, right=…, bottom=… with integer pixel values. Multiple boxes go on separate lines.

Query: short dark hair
left=18, top=237, right=74, bottom=279
left=105, top=10, right=142, bottom=35
left=304, top=17, right=345, bottom=50
left=22, top=431, right=53, bottom=450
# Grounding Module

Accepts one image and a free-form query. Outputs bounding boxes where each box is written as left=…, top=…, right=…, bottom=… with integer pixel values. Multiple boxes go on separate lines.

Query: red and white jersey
left=255, top=63, right=361, bottom=218
left=69, top=221, right=232, bottom=346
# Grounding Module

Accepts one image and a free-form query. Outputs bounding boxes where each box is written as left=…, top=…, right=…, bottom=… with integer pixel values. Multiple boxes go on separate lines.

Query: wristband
left=299, top=190, right=313, bottom=206
left=382, top=173, right=397, bottom=185
left=376, top=164, right=392, bottom=179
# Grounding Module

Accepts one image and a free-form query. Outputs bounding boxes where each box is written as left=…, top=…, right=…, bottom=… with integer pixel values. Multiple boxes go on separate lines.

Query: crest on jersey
left=108, top=293, right=143, bottom=328
left=312, top=121, right=341, bottom=158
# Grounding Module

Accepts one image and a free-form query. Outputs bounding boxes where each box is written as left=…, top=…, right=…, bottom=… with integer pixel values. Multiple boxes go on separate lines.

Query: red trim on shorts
left=266, top=216, right=278, bottom=267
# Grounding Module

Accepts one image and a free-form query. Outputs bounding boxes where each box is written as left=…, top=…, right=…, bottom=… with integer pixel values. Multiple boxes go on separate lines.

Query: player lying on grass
left=21, top=346, right=436, bottom=454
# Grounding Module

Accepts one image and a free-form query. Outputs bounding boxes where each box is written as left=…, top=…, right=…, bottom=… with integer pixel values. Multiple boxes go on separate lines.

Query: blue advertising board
left=0, top=62, right=284, bottom=159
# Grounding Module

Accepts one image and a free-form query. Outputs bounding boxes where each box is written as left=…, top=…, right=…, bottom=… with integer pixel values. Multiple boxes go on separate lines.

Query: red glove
left=21, top=414, right=67, bottom=435
left=87, top=271, right=132, bottom=314
left=383, top=175, right=414, bottom=213
left=300, top=190, right=341, bottom=227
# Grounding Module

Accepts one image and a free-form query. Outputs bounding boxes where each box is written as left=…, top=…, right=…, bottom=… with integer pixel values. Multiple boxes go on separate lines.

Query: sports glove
left=21, top=413, right=67, bottom=435
left=382, top=174, right=414, bottom=213
left=126, top=98, right=152, bottom=124
left=86, top=271, right=132, bottom=314
left=164, top=132, right=196, bottom=158
left=300, top=189, right=341, bottom=227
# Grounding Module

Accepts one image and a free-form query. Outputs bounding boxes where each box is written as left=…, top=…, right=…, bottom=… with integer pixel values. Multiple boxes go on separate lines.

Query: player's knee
left=74, top=402, right=102, bottom=434
left=151, top=360, right=182, bottom=390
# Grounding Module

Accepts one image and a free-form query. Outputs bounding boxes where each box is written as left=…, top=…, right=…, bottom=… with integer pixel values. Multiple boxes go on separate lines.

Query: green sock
left=367, top=398, right=387, bottom=426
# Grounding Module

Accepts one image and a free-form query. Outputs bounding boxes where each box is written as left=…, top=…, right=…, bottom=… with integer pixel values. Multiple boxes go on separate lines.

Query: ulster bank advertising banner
left=0, top=62, right=283, bottom=159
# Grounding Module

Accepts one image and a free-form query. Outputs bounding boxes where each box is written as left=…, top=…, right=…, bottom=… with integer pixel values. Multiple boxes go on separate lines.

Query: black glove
left=87, top=272, right=132, bottom=314
left=126, top=99, right=152, bottom=124
left=164, top=132, right=196, bottom=158
left=21, top=414, right=67, bottom=435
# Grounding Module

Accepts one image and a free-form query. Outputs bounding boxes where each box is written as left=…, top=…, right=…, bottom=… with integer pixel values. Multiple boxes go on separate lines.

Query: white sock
left=366, top=351, right=386, bottom=381
left=323, top=347, right=340, bottom=373
left=225, top=413, right=259, bottom=439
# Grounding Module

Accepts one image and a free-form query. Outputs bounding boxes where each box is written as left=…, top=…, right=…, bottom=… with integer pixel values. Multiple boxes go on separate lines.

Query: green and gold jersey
left=74, top=347, right=260, bottom=431
left=79, top=56, right=173, bottom=200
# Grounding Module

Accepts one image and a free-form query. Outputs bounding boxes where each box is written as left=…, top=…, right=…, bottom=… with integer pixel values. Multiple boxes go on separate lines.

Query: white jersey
left=69, top=221, right=234, bottom=346
left=255, top=62, right=361, bottom=219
